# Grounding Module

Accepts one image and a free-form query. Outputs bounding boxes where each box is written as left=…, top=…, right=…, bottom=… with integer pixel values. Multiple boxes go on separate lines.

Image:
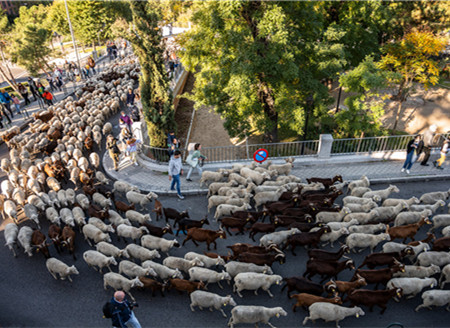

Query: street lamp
left=53, top=31, right=65, bottom=55
left=64, top=0, right=82, bottom=79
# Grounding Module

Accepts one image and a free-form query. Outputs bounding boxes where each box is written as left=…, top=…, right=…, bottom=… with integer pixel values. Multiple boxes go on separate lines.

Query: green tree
left=336, top=57, right=388, bottom=138
left=112, top=1, right=175, bottom=147
left=379, top=30, right=446, bottom=130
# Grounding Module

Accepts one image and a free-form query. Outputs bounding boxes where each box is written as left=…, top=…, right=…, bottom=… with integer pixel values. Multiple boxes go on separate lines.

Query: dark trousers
left=22, top=93, right=30, bottom=105
left=3, top=102, right=13, bottom=117
left=420, top=146, right=431, bottom=165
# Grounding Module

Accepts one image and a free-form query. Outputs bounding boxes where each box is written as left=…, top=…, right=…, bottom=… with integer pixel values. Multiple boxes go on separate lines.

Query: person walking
left=104, top=291, right=141, bottom=328
left=88, top=56, right=96, bottom=75
left=186, top=143, right=207, bottom=181
left=126, top=137, right=141, bottom=166
left=401, top=135, right=421, bottom=174
left=434, top=137, right=450, bottom=170
left=420, top=124, right=437, bottom=166
left=126, top=88, right=135, bottom=106
left=27, top=77, right=40, bottom=101
left=120, top=111, right=133, bottom=131
left=42, top=89, right=54, bottom=106
left=18, top=83, right=30, bottom=106
left=0, top=89, right=14, bottom=118
left=168, top=150, right=184, bottom=199
left=106, top=135, right=121, bottom=171
left=10, top=94, right=21, bottom=116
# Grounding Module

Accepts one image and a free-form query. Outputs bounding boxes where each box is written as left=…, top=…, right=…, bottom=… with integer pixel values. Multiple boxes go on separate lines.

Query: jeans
left=3, top=102, right=13, bottom=117
left=186, top=165, right=202, bottom=179
left=14, top=104, right=21, bottom=114
left=125, top=311, right=141, bottom=328
left=402, top=151, right=415, bottom=170
left=170, top=174, right=181, bottom=195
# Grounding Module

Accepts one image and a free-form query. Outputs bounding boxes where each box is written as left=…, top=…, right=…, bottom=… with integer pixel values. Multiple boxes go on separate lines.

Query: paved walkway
left=103, top=150, right=450, bottom=195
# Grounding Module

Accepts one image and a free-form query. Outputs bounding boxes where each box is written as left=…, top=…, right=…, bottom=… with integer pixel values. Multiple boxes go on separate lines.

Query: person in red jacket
left=42, top=89, right=53, bottom=106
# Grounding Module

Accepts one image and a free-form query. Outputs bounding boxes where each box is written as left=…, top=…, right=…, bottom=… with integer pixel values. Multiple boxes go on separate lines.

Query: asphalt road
left=0, top=179, right=449, bottom=328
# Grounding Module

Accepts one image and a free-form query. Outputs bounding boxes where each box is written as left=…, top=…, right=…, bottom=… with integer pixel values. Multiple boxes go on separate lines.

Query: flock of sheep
left=1, top=55, right=450, bottom=328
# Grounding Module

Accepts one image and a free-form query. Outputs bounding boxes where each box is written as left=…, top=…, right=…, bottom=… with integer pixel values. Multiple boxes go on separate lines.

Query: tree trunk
left=0, top=66, right=20, bottom=96
left=258, top=82, right=278, bottom=143
left=0, top=47, right=17, bottom=88
left=392, top=100, right=403, bottom=131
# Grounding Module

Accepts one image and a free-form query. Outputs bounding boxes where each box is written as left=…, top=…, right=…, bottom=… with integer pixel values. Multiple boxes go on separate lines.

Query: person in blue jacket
left=0, top=89, right=14, bottom=118
left=109, top=291, right=141, bottom=328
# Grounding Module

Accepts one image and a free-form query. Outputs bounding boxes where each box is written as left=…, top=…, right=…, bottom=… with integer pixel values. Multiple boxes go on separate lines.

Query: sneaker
left=437, top=166, right=444, bottom=170
left=134, top=163, right=139, bottom=166
left=406, top=169, right=410, bottom=174
left=433, top=161, right=437, bottom=168
left=178, top=194, right=185, bottom=199
left=421, top=163, right=429, bottom=166
left=401, top=168, right=405, bottom=172
left=186, top=178, right=192, bottom=182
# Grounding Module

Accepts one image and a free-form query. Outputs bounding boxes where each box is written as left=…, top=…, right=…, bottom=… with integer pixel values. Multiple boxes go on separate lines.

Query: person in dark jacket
left=401, top=135, right=421, bottom=174
left=126, top=88, right=135, bottom=106
left=18, top=83, right=30, bottom=106
left=0, top=89, right=14, bottom=117
left=27, top=77, right=40, bottom=101
left=420, top=124, right=437, bottom=166
left=107, top=135, right=121, bottom=171
left=109, top=291, right=141, bottom=328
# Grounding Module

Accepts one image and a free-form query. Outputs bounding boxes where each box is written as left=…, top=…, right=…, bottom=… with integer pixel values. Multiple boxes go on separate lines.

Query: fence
left=141, top=133, right=450, bottom=164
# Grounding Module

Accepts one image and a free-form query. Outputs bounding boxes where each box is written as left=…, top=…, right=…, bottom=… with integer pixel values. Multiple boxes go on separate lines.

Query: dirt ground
left=180, top=77, right=450, bottom=147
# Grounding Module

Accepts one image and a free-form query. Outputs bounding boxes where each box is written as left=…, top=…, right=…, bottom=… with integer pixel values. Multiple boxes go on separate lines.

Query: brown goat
left=139, top=277, right=167, bottom=297
left=61, top=226, right=76, bottom=260
left=31, top=230, right=51, bottom=259
left=325, top=274, right=367, bottom=295
left=48, top=224, right=62, bottom=254
left=387, top=218, right=431, bottom=243
left=182, top=228, right=227, bottom=250
left=290, top=292, right=342, bottom=312
left=153, top=199, right=163, bottom=221
left=169, top=279, right=206, bottom=294
left=115, top=200, right=135, bottom=214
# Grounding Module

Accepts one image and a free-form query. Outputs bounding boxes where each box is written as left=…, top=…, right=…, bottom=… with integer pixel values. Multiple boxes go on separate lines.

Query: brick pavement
left=103, top=150, right=450, bottom=195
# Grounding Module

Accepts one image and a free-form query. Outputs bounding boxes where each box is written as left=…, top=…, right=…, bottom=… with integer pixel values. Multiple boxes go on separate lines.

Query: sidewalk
left=103, top=150, right=450, bottom=195
left=0, top=55, right=110, bottom=135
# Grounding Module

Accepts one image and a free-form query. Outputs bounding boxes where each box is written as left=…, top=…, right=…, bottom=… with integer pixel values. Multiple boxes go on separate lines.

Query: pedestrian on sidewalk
left=104, top=291, right=142, bottom=328
left=37, top=83, right=45, bottom=97
left=18, top=83, right=30, bottom=106
left=401, top=135, right=421, bottom=174
left=10, top=94, right=21, bottom=116
left=126, top=88, right=135, bottom=106
left=107, top=134, right=121, bottom=171
left=42, top=89, right=54, bottom=106
left=169, top=150, right=184, bottom=199
left=88, top=56, right=97, bottom=75
left=434, top=137, right=450, bottom=170
left=186, top=143, right=207, bottom=181
left=420, top=124, right=437, bottom=166
left=120, top=111, right=133, bottom=131
left=126, top=137, right=141, bottom=166
left=27, top=77, right=40, bottom=101
left=0, top=107, right=12, bottom=126
left=0, top=89, right=14, bottom=118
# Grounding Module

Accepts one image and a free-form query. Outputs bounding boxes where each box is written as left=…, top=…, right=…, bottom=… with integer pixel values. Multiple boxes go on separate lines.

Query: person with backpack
left=106, top=134, right=121, bottom=171
left=103, top=291, right=141, bottom=328
left=434, top=136, right=450, bottom=170
left=0, top=89, right=14, bottom=118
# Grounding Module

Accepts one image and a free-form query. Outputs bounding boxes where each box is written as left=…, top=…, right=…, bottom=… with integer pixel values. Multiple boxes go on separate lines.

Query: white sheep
left=343, top=195, right=381, bottom=205
left=393, top=264, right=441, bottom=279
left=233, top=272, right=283, bottom=297
left=1, top=180, right=14, bottom=198
left=228, top=306, right=287, bottom=328
left=112, top=180, right=140, bottom=194
left=45, top=207, right=61, bottom=226
left=394, top=209, right=432, bottom=226
left=240, top=167, right=269, bottom=185
left=430, top=214, right=450, bottom=232
left=60, top=208, right=75, bottom=227
left=419, top=189, right=450, bottom=204
left=103, top=272, right=144, bottom=302
left=224, top=261, right=273, bottom=278
left=439, top=264, right=450, bottom=288
left=46, top=177, right=61, bottom=192
left=65, top=188, right=76, bottom=206
left=382, top=196, right=420, bottom=207
left=225, top=194, right=252, bottom=207
left=200, top=171, right=228, bottom=187
left=83, top=250, right=117, bottom=273
left=88, top=217, right=114, bottom=233
left=126, top=191, right=158, bottom=210
left=362, top=184, right=399, bottom=201
left=342, top=210, right=377, bottom=224
left=117, top=224, right=149, bottom=242
left=383, top=241, right=430, bottom=259
left=27, top=195, right=46, bottom=211
left=92, top=192, right=112, bottom=208
left=208, top=181, right=237, bottom=197
left=4, top=223, right=18, bottom=257
left=190, top=291, right=237, bottom=318
left=387, top=277, right=437, bottom=299
left=102, top=122, right=113, bottom=136
left=320, top=227, right=349, bottom=247
left=315, top=207, right=351, bottom=223
left=222, top=184, right=255, bottom=197
left=12, top=188, right=26, bottom=206
left=125, top=243, right=161, bottom=262
left=82, top=224, right=112, bottom=246
left=214, top=203, right=252, bottom=220
left=254, top=185, right=287, bottom=194
left=17, top=226, right=33, bottom=256
left=345, top=232, right=390, bottom=253
left=185, top=252, right=226, bottom=268
left=119, top=260, right=157, bottom=279
left=371, top=202, right=408, bottom=221
left=348, top=223, right=386, bottom=235
left=414, top=251, right=450, bottom=267
left=141, top=235, right=180, bottom=256
left=95, top=171, right=110, bottom=185
left=125, top=210, right=151, bottom=224
left=75, top=194, right=90, bottom=210
left=347, top=175, right=370, bottom=193
left=142, top=260, right=183, bottom=280
left=303, top=303, right=365, bottom=328
left=259, top=228, right=300, bottom=248
left=345, top=201, right=377, bottom=213
left=350, top=187, right=372, bottom=197
left=48, top=190, right=60, bottom=208
left=268, top=158, right=294, bottom=176
left=415, top=290, right=450, bottom=312
left=4, top=200, right=18, bottom=221
left=57, top=190, right=68, bottom=207
left=37, top=192, right=52, bottom=207
left=163, top=256, right=205, bottom=273
left=443, top=226, right=450, bottom=237
left=108, top=210, right=132, bottom=226
left=253, top=189, right=285, bottom=210
left=96, top=241, right=129, bottom=259
left=46, top=258, right=79, bottom=282
left=24, top=204, right=40, bottom=229
left=409, top=200, right=445, bottom=213
left=326, top=219, right=359, bottom=231
left=228, top=173, right=251, bottom=186
left=72, top=207, right=87, bottom=229
left=189, top=267, right=231, bottom=289
left=207, top=194, right=239, bottom=213
left=89, top=152, right=100, bottom=168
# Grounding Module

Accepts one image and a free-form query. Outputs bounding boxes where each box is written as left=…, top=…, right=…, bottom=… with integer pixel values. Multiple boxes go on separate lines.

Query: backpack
left=102, top=301, right=115, bottom=318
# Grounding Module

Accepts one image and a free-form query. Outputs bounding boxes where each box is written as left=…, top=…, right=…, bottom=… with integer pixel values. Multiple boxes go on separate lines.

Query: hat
left=430, top=125, right=437, bottom=132
left=127, top=138, right=136, bottom=145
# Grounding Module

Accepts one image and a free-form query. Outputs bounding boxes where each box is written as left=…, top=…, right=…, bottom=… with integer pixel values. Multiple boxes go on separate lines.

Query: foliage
left=113, top=1, right=175, bottom=147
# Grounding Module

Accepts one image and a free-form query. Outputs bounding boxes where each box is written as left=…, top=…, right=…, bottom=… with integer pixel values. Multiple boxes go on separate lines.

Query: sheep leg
left=182, top=236, right=191, bottom=246
left=265, top=287, right=274, bottom=298
left=302, top=317, right=310, bottom=326
left=267, top=322, right=276, bottom=328
left=126, top=291, right=136, bottom=302
left=49, top=270, right=58, bottom=280
left=254, top=289, right=258, bottom=296
left=67, top=275, right=73, bottom=283
left=190, top=304, right=195, bottom=312
left=217, top=281, right=224, bottom=289
left=220, top=308, right=227, bottom=318
left=209, top=307, right=213, bottom=312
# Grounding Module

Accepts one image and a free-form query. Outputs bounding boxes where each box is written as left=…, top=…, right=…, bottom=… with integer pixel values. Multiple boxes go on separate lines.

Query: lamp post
left=64, top=0, right=82, bottom=79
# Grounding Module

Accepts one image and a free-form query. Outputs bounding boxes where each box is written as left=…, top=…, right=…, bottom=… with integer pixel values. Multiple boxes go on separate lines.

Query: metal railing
left=331, top=133, right=450, bottom=156
left=142, top=139, right=320, bottom=164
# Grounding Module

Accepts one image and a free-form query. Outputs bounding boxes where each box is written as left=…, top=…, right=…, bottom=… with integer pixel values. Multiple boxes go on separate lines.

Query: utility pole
left=64, top=0, right=82, bottom=79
